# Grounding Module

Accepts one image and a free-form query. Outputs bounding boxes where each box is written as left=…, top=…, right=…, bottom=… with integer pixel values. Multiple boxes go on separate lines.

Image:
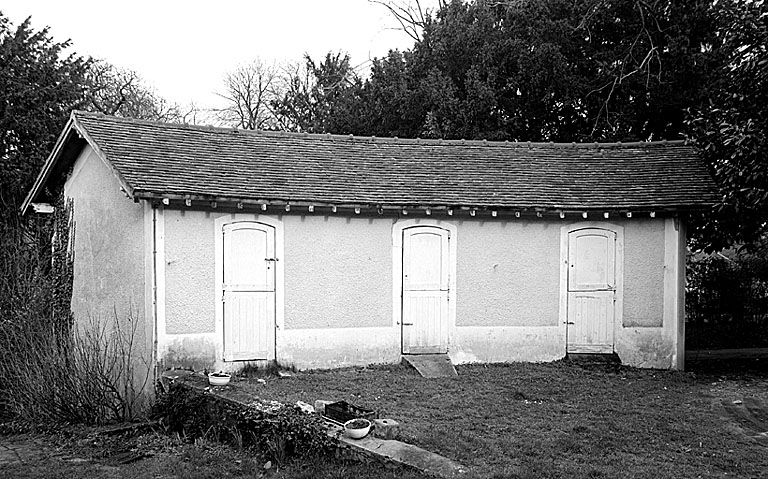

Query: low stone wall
left=159, top=374, right=467, bottom=477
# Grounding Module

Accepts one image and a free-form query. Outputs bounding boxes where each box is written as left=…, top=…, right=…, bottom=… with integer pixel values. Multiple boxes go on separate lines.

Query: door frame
left=559, top=222, right=624, bottom=354
left=214, top=215, right=284, bottom=362
left=392, top=219, right=457, bottom=354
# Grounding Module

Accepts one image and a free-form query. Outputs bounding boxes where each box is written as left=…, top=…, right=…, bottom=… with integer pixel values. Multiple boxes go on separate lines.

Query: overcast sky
left=2, top=1, right=432, bottom=112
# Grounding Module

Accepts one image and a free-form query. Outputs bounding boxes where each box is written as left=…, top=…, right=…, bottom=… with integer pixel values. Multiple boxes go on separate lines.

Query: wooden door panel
left=224, top=225, right=274, bottom=291
left=224, top=291, right=274, bottom=360
left=222, top=222, right=276, bottom=361
left=402, top=290, right=448, bottom=354
left=404, top=231, right=445, bottom=290
left=569, top=231, right=615, bottom=291
left=566, top=228, right=617, bottom=353
left=567, top=291, right=614, bottom=353
left=402, top=226, right=450, bottom=354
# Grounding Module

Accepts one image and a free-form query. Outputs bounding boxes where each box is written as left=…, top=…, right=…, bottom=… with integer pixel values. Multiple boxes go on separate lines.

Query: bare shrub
left=71, top=311, right=153, bottom=422
left=0, top=198, right=151, bottom=426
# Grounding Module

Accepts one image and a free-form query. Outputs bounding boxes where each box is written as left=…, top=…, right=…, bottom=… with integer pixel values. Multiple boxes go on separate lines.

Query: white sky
left=2, top=1, right=430, bottom=113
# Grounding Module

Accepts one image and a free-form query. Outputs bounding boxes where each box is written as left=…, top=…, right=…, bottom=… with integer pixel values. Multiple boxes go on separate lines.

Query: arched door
left=221, top=222, right=276, bottom=361
left=401, top=226, right=450, bottom=354
left=566, top=228, right=617, bottom=353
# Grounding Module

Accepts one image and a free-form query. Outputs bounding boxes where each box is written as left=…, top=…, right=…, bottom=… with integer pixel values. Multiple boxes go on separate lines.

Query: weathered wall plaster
left=613, top=217, right=685, bottom=369
left=456, top=219, right=560, bottom=327
left=64, top=145, right=151, bottom=381
left=159, top=334, right=218, bottom=371
left=164, top=210, right=216, bottom=334
left=623, top=219, right=665, bottom=327
left=277, top=327, right=401, bottom=370
left=615, top=328, right=674, bottom=368
left=449, top=326, right=563, bottom=364
left=283, top=215, right=392, bottom=329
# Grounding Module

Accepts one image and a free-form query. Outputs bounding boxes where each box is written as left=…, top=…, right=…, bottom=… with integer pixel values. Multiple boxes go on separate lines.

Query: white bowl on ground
left=343, top=418, right=372, bottom=439
left=208, top=372, right=231, bottom=386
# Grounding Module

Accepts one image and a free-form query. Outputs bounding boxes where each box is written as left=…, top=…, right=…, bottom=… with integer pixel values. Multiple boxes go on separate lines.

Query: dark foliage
left=686, top=247, right=768, bottom=349
left=688, top=0, right=768, bottom=251
left=280, top=0, right=721, bottom=143
left=0, top=13, right=89, bottom=222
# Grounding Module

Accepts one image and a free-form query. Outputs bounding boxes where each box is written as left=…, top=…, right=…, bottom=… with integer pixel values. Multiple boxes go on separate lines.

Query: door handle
left=402, top=322, right=414, bottom=326
left=564, top=321, right=575, bottom=325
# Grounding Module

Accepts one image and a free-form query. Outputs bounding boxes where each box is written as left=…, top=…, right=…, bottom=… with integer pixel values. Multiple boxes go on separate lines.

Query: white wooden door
left=402, top=226, right=450, bottom=354
left=222, top=222, right=276, bottom=361
left=566, top=228, right=616, bottom=353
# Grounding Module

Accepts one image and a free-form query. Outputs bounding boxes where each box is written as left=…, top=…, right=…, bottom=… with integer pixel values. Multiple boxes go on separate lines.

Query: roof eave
left=20, top=115, right=78, bottom=216
left=133, top=190, right=715, bottom=215
left=21, top=111, right=137, bottom=215
left=70, top=112, right=136, bottom=200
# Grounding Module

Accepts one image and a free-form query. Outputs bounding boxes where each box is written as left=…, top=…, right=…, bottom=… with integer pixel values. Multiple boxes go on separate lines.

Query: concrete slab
left=332, top=424, right=468, bottom=477
left=402, top=354, right=458, bottom=378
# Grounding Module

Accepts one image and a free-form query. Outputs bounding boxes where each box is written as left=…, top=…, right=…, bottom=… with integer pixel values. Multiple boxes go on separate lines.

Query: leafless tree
left=270, top=60, right=314, bottom=132
left=85, top=61, right=186, bottom=123
left=216, top=59, right=281, bottom=130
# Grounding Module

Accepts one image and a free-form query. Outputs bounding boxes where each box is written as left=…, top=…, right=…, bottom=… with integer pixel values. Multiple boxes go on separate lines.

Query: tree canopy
left=0, top=13, right=187, bottom=222
left=688, top=0, right=768, bottom=251
left=286, top=0, right=722, bottom=142
left=0, top=13, right=89, bottom=219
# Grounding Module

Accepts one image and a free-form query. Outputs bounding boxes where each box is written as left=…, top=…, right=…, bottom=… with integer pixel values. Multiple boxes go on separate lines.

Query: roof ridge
left=71, top=110, right=689, bottom=149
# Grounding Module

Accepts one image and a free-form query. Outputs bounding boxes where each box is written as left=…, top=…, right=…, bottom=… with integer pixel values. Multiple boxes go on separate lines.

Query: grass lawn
left=2, top=359, right=766, bottom=478
left=230, top=359, right=768, bottom=479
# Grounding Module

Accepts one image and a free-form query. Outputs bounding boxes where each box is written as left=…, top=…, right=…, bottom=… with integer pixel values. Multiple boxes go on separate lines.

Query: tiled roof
left=45, top=111, right=721, bottom=211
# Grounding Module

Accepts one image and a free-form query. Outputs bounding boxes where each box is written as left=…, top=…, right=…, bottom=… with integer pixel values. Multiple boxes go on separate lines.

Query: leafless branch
left=580, top=0, right=665, bottom=135
left=85, top=60, right=185, bottom=123
left=216, top=59, right=282, bottom=130
left=369, top=0, right=446, bottom=42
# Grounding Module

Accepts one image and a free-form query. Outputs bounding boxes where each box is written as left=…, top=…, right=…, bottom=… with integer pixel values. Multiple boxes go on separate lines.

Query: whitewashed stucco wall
left=155, top=210, right=683, bottom=371
left=63, top=145, right=152, bottom=388
left=65, top=146, right=146, bottom=334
